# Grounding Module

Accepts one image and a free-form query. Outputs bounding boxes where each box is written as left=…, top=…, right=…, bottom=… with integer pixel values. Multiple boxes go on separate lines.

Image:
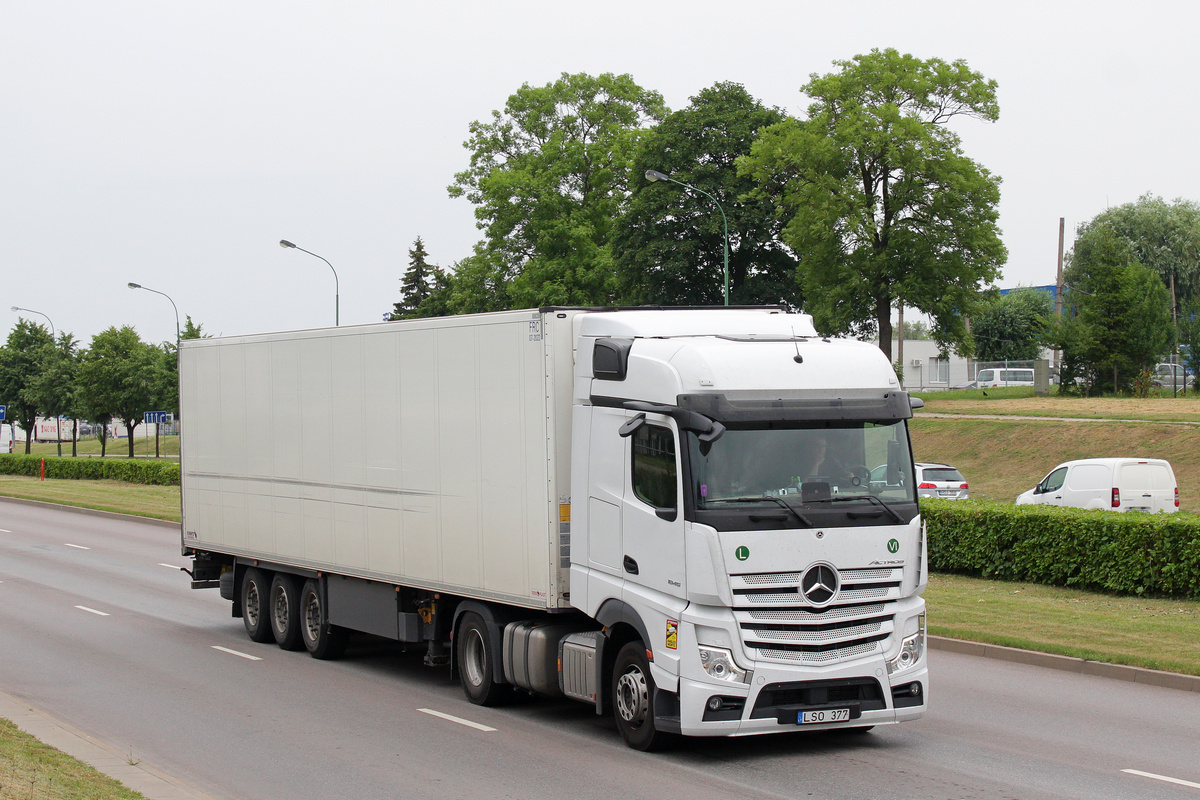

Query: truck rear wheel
left=457, top=612, right=511, bottom=706
left=612, top=641, right=666, bottom=751
left=299, top=579, right=348, bottom=660
left=241, top=568, right=274, bottom=643
left=269, top=573, right=303, bottom=651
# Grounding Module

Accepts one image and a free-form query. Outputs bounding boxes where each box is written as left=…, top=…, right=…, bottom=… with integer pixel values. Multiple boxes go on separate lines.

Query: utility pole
left=1054, top=217, right=1064, bottom=373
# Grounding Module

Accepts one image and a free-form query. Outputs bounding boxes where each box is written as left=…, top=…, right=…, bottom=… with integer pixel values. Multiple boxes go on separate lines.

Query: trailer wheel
left=269, top=573, right=303, bottom=651
left=457, top=612, right=511, bottom=706
left=241, top=568, right=274, bottom=643
left=299, top=579, right=348, bottom=660
left=612, top=641, right=667, bottom=751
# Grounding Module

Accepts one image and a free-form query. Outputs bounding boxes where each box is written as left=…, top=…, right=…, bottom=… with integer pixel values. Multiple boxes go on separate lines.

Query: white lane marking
left=1123, top=769, right=1200, bottom=790
left=64, top=543, right=91, bottom=550
left=211, top=646, right=262, bottom=661
left=0, top=528, right=11, bottom=532
left=75, top=606, right=110, bottom=616
left=417, top=708, right=496, bottom=732
left=158, top=563, right=181, bottom=569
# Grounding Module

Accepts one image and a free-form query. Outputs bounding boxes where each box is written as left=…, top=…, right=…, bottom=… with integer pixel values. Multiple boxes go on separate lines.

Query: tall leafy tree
left=32, top=332, right=82, bottom=456
left=972, top=288, right=1054, bottom=361
left=0, top=319, right=54, bottom=454
left=1064, top=226, right=1172, bottom=392
left=76, top=326, right=165, bottom=457
left=449, top=72, right=667, bottom=308
left=614, top=82, right=799, bottom=306
left=1079, top=194, right=1200, bottom=314
left=740, top=48, right=1006, bottom=355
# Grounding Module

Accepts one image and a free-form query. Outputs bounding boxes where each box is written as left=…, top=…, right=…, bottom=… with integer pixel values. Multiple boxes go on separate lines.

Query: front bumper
left=674, top=657, right=927, bottom=736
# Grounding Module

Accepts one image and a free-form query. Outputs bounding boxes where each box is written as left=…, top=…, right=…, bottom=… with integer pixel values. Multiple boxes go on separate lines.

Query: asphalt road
left=2, top=499, right=1198, bottom=800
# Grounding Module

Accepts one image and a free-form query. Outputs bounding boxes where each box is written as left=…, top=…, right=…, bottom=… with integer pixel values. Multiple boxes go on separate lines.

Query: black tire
left=241, top=568, right=274, bottom=643
left=612, top=641, right=667, bottom=751
left=269, top=573, right=303, bottom=651
left=456, top=612, right=512, bottom=706
left=299, top=579, right=348, bottom=660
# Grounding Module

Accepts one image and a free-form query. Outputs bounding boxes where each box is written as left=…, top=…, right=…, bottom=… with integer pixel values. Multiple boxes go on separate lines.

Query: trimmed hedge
left=924, top=499, right=1200, bottom=599
left=0, top=454, right=180, bottom=486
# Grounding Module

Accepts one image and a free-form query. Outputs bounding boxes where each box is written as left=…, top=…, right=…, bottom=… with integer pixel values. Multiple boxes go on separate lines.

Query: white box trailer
left=181, top=307, right=928, bottom=749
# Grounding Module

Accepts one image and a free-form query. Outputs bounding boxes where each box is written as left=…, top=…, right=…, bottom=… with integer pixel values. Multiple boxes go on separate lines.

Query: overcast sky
left=4, top=1, right=1198, bottom=345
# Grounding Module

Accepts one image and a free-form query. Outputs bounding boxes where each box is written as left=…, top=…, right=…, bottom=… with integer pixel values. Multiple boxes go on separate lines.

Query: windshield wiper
left=830, top=492, right=905, bottom=524
left=707, top=495, right=814, bottom=527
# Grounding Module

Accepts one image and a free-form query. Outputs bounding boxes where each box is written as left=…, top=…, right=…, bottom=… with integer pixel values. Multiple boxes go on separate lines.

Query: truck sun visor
left=677, top=392, right=916, bottom=423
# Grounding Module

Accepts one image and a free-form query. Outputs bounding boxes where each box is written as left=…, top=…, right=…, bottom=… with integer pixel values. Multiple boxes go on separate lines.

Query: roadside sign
left=0, top=405, right=5, bottom=421
left=143, top=411, right=173, bottom=425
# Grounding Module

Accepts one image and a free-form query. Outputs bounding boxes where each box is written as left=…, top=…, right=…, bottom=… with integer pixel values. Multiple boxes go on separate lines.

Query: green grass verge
left=0, top=717, right=146, bottom=800
left=0, top=476, right=180, bottom=522
left=12, top=436, right=179, bottom=460
left=926, top=573, right=1200, bottom=676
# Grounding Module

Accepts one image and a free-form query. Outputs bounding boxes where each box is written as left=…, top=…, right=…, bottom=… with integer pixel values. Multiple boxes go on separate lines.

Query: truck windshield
left=686, top=421, right=917, bottom=528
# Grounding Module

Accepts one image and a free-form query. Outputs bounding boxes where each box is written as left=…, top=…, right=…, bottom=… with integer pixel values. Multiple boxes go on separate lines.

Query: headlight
left=698, top=646, right=750, bottom=684
left=886, top=615, right=925, bottom=675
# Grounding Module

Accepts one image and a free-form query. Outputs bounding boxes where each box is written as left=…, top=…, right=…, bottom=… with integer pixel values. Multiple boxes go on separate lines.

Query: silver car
left=914, top=462, right=969, bottom=500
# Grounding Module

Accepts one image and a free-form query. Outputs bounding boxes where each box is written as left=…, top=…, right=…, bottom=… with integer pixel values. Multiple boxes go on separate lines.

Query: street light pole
left=10, top=306, right=55, bottom=338
left=279, top=239, right=339, bottom=326
left=127, top=283, right=180, bottom=343
left=645, top=169, right=730, bottom=306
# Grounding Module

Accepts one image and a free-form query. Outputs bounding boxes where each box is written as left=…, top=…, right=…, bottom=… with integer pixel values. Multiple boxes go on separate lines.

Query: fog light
left=707, top=696, right=723, bottom=712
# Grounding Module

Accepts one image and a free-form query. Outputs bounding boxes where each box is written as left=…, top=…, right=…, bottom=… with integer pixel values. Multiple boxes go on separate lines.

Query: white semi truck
left=180, top=307, right=927, bottom=750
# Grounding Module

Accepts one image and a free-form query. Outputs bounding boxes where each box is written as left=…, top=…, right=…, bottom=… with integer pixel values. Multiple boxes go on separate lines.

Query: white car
left=1016, top=458, right=1178, bottom=513
left=873, top=461, right=968, bottom=499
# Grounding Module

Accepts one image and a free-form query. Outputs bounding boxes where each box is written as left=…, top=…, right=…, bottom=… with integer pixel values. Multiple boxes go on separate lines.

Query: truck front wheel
left=299, top=579, right=348, bottom=660
left=241, top=568, right=273, bottom=643
left=612, top=641, right=666, bottom=751
left=457, top=612, right=511, bottom=706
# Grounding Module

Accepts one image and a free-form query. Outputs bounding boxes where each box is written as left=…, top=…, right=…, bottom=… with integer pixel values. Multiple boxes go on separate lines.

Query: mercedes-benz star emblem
left=801, top=564, right=840, bottom=606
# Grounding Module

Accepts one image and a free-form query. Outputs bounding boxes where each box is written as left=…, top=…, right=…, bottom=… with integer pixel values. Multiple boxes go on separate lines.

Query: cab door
left=620, top=415, right=686, bottom=601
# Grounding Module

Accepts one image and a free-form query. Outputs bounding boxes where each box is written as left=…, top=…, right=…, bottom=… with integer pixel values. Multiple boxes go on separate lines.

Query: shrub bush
left=924, top=499, right=1200, bottom=599
left=0, top=454, right=180, bottom=486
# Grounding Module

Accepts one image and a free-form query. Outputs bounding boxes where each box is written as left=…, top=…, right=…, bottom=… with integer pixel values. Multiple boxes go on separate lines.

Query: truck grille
left=731, top=566, right=902, bottom=665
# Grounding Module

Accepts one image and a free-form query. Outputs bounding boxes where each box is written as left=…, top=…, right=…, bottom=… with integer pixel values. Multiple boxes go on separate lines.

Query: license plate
left=799, top=708, right=850, bottom=724
left=938, top=490, right=957, bottom=497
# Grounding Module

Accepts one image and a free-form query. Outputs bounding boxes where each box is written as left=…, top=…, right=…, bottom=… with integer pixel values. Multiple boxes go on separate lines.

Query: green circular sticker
left=735, top=546, right=750, bottom=561
left=887, top=539, right=900, bottom=554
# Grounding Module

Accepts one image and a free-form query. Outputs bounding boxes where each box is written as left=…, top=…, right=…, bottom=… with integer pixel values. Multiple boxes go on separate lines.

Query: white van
left=1016, top=458, right=1178, bottom=513
left=0, top=424, right=12, bottom=454
left=975, top=367, right=1035, bottom=387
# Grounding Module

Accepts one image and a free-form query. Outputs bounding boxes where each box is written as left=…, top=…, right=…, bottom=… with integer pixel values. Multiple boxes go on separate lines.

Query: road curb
left=929, top=635, right=1200, bottom=693
left=0, top=494, right=179, bottom=528
left=0, top=689, right=219, bottom=800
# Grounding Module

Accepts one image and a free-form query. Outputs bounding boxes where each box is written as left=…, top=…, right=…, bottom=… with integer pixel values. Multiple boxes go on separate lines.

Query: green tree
left=1081, top=194, right=1200, bottom=316
left=32, top=332, right=82, bottom=456
left=1065, top=226, right=1172, bottom=392
left=613, top=82, right=798, bottom=306
left=972, top=288, right=1054, bottom=361
left=1177, top=298, right=1200, bottom=383
left=76, top=326, right=166, bottom=457
left=0, top=319, right=54, bottom=454
left=180, top=316, right=210, bottom=340
left=740, top=48, right=1006, bottom=355
left=449, top=72, right=667, bottom=309
left=391, top=237, right=439, bottom=319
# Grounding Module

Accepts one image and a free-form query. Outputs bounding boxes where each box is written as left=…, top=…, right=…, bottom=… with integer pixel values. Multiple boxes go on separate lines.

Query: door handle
left=623, top=555, right=639, bottom=575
